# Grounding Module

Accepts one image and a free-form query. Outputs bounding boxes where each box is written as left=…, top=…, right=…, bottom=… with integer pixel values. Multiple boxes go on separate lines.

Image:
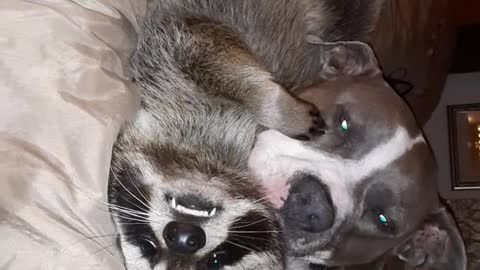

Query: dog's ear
left=393, top=207, right=466, bottom=270
left=308, top=38, right=381, bottom=80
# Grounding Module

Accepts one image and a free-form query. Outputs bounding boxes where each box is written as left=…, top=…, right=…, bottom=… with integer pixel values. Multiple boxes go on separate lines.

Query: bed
left=0, top=0, right=451, bottom=269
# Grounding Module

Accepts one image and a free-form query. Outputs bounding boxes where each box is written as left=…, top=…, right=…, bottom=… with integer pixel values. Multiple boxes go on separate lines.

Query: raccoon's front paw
left=289, top=100, right=325, bottom=140
left=275, top=99, right=325, bottom=140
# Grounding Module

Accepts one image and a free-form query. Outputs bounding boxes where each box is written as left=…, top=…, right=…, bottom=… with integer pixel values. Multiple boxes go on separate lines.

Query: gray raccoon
left=108, top=0, right=381, bottom=269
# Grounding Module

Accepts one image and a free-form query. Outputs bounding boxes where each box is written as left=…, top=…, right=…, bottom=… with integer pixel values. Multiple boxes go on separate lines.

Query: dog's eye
left=337, top=108, right=350, bottom=132
left=373, top=212, right=396, bottom=234
left=206, top=251, right=227, bottom=269
left=377, top=214, right=389, bottom=226
left=340, top=119, right=348, bottom=131
left=138, top=237, right=158, bottom=257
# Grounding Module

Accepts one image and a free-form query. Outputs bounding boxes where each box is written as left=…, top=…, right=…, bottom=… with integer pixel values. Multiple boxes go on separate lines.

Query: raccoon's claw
left=292, top=107, right=325, bottom=141
left=310, top=109, right=326, bottom=133
left=258, top=95, right=325, bottom=140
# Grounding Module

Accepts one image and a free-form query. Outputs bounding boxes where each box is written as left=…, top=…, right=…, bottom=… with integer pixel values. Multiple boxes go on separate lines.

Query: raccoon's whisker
left=248, top=194, right=271, bottom=205
left=109, top=199, right=165, bottom=226
left=214, top=214, right=256, bottom=229
left=237, top=261, right=247, bottom=270
left=225, top=240, right=256, bottom=253
left=110, top=169, right=166, bottom=221
left=215, top=217, right=242, bottom=228
left=209, top=233, right=278, bottom=264
left=69, top=190, right=143, bottom=222
left=107, top=202, right=147, bottom=213
left=61, top=228, right=123, bottom=267
left=108, top=211, right=152, bottom=225
left=227, top=237, right=278, bottom=264
left=111, top=211, right=163, bottom=228
left=108, top=205, right=148, bottom=217
left=108, top=190, right=150, bottom=214
left=89, top=244, right=124, bottom=267
left=110, top=168, right=156, bottom=214
left=229, top=238, right=278, bottom=265
left=246, top=188, right=282, bottom=206
left=47, top=179, right=130, bottom=267
left=116, top=222, right=152, bottom=225
left=227, top=230, right=281, bottom=234
left=50, top=172, right=125, bottom=216
left=228, top=217, right=271, bottom=229
left=229, top=236, right=271, bottom=247
left=90, top=241, right=117, bottom=257
left=108, top=206, right=150, bottom=221
left=234, top=238, right=278, bottom=268
left=124, top=166, right=161, bottom=214
left=68, top=232, right=118, bottom=247
left=109, top=214, right=153, bottom=225
left=59, top=175, right=150, bottom=222
left=230, top=238, right=264, bottom=252
left=228, top=234, right=270, bottom=241
left=107, top=201, right=160, bottom=224
left=111, top=217, right=150, bottom=225
left=109, top=189, right=166, bottom=227
left=229, top=236, right=282, bottom=262
left=110, top=214, right=149, bottom=223
left=108, top=211, right=152, bottom=224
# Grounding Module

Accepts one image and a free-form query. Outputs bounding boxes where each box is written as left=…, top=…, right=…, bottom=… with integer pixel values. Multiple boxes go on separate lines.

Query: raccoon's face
left=108, top=144, right=284, bottom=270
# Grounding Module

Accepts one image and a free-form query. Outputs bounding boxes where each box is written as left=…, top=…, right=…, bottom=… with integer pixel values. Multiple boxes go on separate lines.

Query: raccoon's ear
left=308, top=38, right=381, bottom=79
left=393, top=207, right=467, bottom=270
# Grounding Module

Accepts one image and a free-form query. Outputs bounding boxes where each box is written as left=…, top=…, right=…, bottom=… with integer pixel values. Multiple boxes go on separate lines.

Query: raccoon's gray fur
left=108, top=0, right=382, bottom=269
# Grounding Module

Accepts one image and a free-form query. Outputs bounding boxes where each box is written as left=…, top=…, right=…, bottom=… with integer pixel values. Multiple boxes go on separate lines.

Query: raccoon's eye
left=206, top=251, right=227, bottom=269
left=138, top=237, right=158, bottom=257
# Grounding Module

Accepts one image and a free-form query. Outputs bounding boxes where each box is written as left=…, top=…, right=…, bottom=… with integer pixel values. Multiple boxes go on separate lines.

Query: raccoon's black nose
left=163, top=221, right=206, bottom=254
left=281, top=175, right=334, bottom=233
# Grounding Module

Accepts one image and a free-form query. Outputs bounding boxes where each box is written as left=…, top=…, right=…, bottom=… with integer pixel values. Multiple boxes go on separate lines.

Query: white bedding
left=0, top=1, right=149, bottom=268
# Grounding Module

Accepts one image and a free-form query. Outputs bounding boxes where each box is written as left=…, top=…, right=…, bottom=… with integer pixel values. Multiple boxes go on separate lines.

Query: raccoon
left=108, top=0, right=381, bottom=269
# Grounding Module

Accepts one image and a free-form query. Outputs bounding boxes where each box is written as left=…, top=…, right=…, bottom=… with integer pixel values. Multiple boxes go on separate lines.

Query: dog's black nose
left=281, top=175, right=334, bottom=233
left=163, top=221, right=206, bottom=254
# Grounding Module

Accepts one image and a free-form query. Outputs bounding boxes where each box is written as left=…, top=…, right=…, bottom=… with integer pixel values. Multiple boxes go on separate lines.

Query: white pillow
left=0, top=1, right=148, bottom=269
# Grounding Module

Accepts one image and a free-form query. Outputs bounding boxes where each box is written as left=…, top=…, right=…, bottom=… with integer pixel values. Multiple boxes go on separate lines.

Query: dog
left=248, top=42, right=467, bottom=269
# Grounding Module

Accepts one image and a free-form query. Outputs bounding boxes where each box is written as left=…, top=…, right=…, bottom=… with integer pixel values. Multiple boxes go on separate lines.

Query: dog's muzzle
left=281, top=174, right=335, bottom=233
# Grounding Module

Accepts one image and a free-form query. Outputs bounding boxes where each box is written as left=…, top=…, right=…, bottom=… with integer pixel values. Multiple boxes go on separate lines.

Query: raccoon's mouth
left=166, top=195, right=218, bottom=218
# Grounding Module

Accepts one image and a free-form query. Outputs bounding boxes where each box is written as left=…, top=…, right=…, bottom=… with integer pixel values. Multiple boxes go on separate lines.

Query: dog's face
left=249, top=42, right=466, bottom=269
left=109, top=138, right=284, bottom=270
